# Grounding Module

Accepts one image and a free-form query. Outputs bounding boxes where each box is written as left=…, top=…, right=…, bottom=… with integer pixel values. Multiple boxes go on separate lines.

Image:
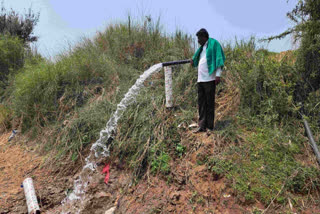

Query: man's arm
left=215, top=67, right=222, bottom=85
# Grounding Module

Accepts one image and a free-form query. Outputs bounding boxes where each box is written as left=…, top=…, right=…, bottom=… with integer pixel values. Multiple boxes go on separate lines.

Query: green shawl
left=192, top=38, right=225, bottom=75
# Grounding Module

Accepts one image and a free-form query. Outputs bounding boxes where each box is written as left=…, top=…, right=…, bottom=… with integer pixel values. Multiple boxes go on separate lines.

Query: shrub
left=0, top=35, right=24, bottom=88
left=224, top=38, right=298, bottom=125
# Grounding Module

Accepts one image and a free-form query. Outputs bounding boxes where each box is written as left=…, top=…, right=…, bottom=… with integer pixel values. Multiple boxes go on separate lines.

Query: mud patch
left=45, top=162, right=130, bottom=214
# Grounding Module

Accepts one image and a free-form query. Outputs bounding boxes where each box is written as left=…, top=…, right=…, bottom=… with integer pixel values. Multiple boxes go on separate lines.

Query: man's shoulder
left=209, top=38, right=220, bottom=45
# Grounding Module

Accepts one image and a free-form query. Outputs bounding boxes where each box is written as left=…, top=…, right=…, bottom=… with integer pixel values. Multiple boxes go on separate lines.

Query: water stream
left=60, top=63, right=163, bottom=212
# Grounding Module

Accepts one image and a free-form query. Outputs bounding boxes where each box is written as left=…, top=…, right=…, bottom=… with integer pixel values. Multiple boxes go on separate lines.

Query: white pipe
left=164, top=66, right=173, bottom=108
left=23, top=178, right=40, bottom=214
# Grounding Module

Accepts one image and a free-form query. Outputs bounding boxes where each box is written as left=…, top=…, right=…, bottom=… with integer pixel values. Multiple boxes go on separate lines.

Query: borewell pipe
left=162, top=59, right=191, bottom=108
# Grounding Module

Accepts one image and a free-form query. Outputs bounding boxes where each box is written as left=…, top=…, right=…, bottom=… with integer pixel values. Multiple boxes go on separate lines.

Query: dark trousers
left=198, top=81, right=216, bottom=130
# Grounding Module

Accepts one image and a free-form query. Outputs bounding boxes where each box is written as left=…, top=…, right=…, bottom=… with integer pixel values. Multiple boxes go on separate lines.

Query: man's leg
left=198, top=82, right=207, bottom=130
left=203, top=81, right=216, bottom=130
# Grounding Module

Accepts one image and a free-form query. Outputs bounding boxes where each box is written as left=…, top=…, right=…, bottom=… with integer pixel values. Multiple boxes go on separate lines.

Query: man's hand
left=215, top=76, right=221, bottom=85
left=190, top=59, right=193, bottom=66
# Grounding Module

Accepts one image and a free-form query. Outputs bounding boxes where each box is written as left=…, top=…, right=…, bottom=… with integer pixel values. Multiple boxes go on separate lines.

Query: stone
left=95, top=191, right=112, bottom=199
left=105, top=206, right=116, bottom=214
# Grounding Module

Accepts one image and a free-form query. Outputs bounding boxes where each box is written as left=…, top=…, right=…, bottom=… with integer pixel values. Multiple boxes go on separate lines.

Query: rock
left=105, top=206, right=116, bottom=214
left=188, top=123, right=198, bottom=128
left=95, top=191, right=112, bottom=199
left=223, top=193, right=231, bottom=198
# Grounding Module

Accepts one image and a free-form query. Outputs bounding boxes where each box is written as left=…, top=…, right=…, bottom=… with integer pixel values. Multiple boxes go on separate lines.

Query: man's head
left=196, top=28, right=209, bottom=46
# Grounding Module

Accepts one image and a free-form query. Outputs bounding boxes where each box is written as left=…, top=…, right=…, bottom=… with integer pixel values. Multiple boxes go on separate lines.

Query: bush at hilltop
left=0, top=35, right=24, bottom=89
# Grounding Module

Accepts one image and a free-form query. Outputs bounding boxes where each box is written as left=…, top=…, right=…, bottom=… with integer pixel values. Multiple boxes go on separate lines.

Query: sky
left=3, top=0, right=298, bottom=59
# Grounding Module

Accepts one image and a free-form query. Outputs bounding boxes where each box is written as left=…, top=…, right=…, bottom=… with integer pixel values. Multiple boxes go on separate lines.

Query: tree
left=0, top=4, right=39, bottom=89
left=0, top=3, right=40, bottom=43
left=290, top=0, right=320, bottom=100
left=266, top=0, right=320, bottom=117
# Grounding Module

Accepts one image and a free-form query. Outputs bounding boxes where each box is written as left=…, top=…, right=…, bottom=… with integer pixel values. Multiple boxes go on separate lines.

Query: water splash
left=61, top=63, right=163, bottom=212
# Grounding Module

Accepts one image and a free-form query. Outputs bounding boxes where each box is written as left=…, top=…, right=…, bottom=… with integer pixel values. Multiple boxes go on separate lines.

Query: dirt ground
left=116, top=132, right=248, bottom=214
left=1, top=129, right=320, bottom=214
left=0, top=130, right=244, bottom=214
left=33, top=131, right=245, bottom=214
left=0, top=130, right=129, bottom=214
left=0, top=132, right=72, bottom=214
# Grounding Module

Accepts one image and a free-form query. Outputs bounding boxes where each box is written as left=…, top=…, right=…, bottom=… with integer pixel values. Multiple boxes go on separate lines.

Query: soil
left=1, top=129, right=247, bottom=214
left=116, top=131, right=247, bottom=214
left=0, top=132, right=71, bottom=214
left=1, top=126, right=320, bottom=213
left=38, top=130, right=248, bottom=214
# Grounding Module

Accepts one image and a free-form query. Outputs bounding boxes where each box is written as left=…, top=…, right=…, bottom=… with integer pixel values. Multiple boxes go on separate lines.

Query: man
left=191, top=28, right=225, bottom=133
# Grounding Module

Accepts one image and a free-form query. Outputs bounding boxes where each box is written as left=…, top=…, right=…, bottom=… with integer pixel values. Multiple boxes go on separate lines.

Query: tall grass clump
left=13, top=44, right=120, bottom=130
left=94, top=16, right=193, bottom=71
left=224, top=37, right=299, bottom=126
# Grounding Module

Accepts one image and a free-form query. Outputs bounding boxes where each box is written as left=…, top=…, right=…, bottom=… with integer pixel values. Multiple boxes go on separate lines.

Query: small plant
left=196, top=195, right=205, bottom=205
left=175, top=143, right=186, bottom=157
left=151, top=151, right=170, bottom=175
left=206, top=158, right=233, bottom=177
left=189, top=191, right=198, bottom=204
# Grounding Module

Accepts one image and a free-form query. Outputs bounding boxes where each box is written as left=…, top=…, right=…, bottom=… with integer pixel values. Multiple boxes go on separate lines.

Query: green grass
left=219, top=125, right=320, bottom=204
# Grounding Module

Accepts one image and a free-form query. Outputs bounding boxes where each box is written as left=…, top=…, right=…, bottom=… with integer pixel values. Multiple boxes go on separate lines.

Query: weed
left=207, top=158, right=233, bottom=177
left=189, top=191, right=198, bottom=204
left=218, top=125, right=320, bottom=205
left=175, top=143, right=186, bottom=157
left=151, top=151, right=170, bottom=175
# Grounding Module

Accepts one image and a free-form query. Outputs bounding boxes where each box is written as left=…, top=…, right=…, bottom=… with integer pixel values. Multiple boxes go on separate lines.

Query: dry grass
left=272, top=50, right=297, bottom=64
left=215, top=70, right=241, bottom=122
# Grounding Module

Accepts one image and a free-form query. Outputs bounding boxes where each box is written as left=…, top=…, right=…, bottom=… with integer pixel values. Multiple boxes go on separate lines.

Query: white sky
left=3, top=0, right=298, bottom=58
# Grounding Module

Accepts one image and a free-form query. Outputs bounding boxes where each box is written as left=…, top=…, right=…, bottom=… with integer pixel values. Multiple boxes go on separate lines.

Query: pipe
left=303, top=118, right=320, bottom=165
left=162, top=59, right=191, bottom=67
left=164, top=66, right=173, bottom=108
left=23, top=178, right=41, bottom=214
left=162, top=59, right=191, bottom=108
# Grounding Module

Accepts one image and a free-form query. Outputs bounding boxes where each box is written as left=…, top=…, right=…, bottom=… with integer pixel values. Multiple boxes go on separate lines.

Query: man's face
left=197, top=35, right=208, bottom=46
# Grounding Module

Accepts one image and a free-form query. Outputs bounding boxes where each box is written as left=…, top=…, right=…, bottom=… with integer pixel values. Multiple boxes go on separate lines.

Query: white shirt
left=198, top=41, right=222, bottom=82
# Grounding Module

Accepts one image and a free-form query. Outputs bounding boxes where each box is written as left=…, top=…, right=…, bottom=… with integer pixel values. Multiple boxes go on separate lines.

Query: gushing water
left=61, top=63, right=163, bottom=212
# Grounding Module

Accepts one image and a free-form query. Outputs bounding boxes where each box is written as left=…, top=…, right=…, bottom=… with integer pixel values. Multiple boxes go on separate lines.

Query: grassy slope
left=1, top=18, right=319, bottom=212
